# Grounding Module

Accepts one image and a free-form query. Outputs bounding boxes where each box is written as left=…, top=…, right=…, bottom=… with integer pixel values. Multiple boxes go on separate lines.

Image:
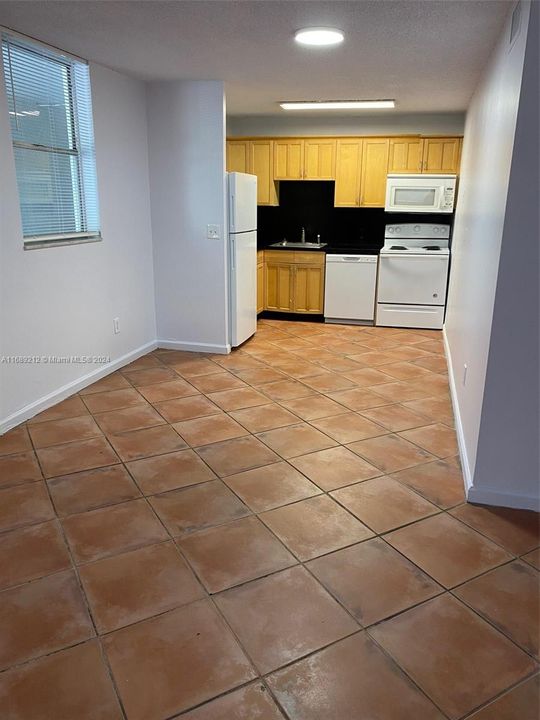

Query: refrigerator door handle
left=229, top=193, right=236, bottom=233
left=231, top=236, right=236, bottom=270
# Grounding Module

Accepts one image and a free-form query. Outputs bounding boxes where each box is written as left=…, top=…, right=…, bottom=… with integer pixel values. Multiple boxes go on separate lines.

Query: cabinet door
left=422, top=138, right=461, bottom=173
left=388, top=138, right=423, bottom=173
left=250, top=140, right=279, bottom=205
left=334, top=139, right=363, bottom=207
left=226, top=141, right=249, bottom=173
left=304, top=138, right=336, bottom=179
left=274, top=140, right=304, bottom=179
left=265, top=262, right=294, bottom=311
left=293, top=265, right=325, bottom=314
left=257, top=260, right=264, bottom=313
left=360, top=138, right=390, bottom=207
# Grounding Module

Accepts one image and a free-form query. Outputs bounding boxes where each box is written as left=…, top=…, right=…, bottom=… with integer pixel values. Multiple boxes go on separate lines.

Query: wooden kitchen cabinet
left=335, top=138, right=389, bottom=208
left=388, top=137, right=424, bottom=173
left=264, top=250, right=325, bottom=314
left=422, top=137, right=461, bottom=173
left=265, top=253, right=295, bottom=311
left=334, top=139, right=363, bottom=206
left=226, top=140, right=278, bottom=206
left=360, top=138, right=390, bottom=207
left=226, top=140, right=249, bottom=173
left=273, top=139, right=304, bottom=180
left=294, top=264, right=325, bottom=313
left=304, top=138, right=336, bottom=179
left=250, top=140, right=279, bottom=205
left=257, top=250, right=265, bottom=314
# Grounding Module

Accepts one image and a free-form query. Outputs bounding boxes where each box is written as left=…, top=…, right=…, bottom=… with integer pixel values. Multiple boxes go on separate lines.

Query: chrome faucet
left=300, top=227, right=306, bottom=244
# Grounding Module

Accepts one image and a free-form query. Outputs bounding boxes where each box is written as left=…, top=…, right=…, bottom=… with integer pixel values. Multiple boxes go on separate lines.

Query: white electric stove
left=376, top=223, right=450, bottom=329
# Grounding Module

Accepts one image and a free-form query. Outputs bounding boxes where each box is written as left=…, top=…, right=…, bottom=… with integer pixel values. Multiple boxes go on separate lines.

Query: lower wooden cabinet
left=263, top=250, right=325, bottom=314
left=294, top=264, right=325, bottom=313
left=257, top=251, right=265, bottom=314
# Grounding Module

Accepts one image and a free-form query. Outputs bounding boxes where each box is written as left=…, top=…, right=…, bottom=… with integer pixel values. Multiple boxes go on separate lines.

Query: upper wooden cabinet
left=250, top=140, right=279, bottom=205
left=226, top=140, right=249, bottom=174
left=304, top=138, right=336, bottom=179
left=334, top=139, right=363, bottom=207
left=226, top=139, right=278, bottom=205
left=360, top=138, right=390, bottom=207
left=388, top=137, right=424, bottom=173
left=228, top=134, right=462, bottom=208
left=422, top=137, right=461, bottom=173
left=274, top=139, right=304, bottom=180
left=335, top=138, right=389, bottom=208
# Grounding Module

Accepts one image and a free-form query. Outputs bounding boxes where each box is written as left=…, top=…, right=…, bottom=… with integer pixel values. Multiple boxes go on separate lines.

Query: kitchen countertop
left=260, top=243, right=381, bottom=255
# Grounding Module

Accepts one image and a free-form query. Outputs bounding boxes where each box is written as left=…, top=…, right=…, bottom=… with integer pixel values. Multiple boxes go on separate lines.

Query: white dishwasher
left=324, top=254, right=378, bottom=324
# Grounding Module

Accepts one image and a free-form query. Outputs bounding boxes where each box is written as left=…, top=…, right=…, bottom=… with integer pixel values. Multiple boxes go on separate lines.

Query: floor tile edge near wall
left=442, top=326, right=473, bottom=496
left=157, top=340, right=231, bottom=355
left=0, top=340, right=158, bottom=434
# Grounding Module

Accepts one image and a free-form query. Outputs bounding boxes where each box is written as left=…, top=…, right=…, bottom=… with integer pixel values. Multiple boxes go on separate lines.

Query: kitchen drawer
left=376, top=303, right=444, bottom=330
left=293, top=251, right=325, bottom=264
left=264, top=250, right=295, bottom=263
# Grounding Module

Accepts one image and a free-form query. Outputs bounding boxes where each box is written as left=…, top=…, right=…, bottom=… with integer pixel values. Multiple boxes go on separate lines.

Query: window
left=1, top=34, right=100, bottom=248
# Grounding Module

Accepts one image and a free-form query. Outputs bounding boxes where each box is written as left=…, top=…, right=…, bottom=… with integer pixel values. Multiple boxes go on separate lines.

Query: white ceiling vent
left=510, top=2, right=522, bottom=47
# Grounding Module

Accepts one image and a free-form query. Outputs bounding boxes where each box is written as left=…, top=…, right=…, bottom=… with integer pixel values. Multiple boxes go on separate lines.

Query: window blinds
left=1, top=34, right=100, bottom=243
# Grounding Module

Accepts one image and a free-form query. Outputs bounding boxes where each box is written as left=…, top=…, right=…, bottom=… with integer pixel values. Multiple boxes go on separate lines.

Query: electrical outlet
left=463, top=363, right=468, bottom=386
left=113, top=317, right=120, bottom=334
left=207, top=224, right=220, bottom=240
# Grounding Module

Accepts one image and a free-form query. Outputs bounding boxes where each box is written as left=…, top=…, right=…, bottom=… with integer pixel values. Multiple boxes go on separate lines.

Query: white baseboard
left=442, top=327, right=473, bottom=495
left=157, top=339, right=231, bottom=355
left=467, top=485, right=540, bottom=512
left=0, top=340, right=157, bottom=434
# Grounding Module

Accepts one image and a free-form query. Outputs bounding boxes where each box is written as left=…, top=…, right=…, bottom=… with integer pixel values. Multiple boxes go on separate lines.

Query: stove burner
left=390, top=245, right=407, bottom=250
left=423, top=245, right=441, bottom=251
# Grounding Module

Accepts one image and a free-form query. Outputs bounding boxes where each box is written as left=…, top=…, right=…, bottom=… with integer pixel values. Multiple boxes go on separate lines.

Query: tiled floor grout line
left=15, top=427, right=131, bottom=720
left=457, top=669, right=540, bottom=719
left=1, top=320, right=537, bottom=719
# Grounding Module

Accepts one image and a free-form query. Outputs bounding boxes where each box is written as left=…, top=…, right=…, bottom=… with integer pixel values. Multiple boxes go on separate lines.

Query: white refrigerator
left=228, top=172, right=258, bottom=347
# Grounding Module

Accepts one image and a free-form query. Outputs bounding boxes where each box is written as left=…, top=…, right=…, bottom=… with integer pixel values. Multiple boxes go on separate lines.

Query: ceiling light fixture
left=294, top=27, right=344, bottom=46
left=280, top=100, right=396, bottom=111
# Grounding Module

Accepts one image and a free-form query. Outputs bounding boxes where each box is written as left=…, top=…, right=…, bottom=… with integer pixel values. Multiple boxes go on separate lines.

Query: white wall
left=226, top=112, right=465, bottom=137
left=470, top=1, right=539, bottom=510
left=147, top=81, right=229, bottom=353
left=0, top=63, right=157, bottom=431
left=445, top=1, right=538, bottom=509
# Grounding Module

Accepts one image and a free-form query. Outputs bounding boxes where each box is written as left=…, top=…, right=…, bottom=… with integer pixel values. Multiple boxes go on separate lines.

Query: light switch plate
left=207, top=224, right=220, bottom=240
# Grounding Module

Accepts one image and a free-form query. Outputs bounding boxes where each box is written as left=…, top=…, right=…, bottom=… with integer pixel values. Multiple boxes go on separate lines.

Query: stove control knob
left=414, top=225, right=420, bottom=232
left=388, top=227, right=394, bottom=233
left=433, top=227, right=439, bottom=234
left=395, top=227, right=401, bottom=234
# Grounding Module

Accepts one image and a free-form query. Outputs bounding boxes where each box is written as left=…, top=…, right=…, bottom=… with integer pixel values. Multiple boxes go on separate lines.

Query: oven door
left=377, top=253, right=450, bottom=305
left=385, top=175, right=455, bottom=213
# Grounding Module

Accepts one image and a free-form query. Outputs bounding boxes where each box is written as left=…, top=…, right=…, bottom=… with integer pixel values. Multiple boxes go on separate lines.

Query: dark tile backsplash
left=257, top=181, right=453, bottom=252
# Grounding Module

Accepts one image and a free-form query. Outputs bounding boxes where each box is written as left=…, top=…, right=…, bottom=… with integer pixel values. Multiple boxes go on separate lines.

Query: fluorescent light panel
left=280, top=100, right=395, bottom=110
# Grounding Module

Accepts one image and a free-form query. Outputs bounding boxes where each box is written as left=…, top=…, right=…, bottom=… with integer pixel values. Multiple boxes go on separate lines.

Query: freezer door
left=228, top=172, right=257, bottom=233
left=230, top=230, right=257, bottom=347
left=377, top=254, right=449, bottom=306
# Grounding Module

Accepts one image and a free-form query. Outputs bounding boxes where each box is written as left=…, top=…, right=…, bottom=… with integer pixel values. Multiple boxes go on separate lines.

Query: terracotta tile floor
left=0, top=319, right=538, bottom=720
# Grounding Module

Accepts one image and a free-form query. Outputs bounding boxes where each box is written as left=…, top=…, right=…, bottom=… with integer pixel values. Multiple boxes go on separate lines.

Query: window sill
left=23, top=233, right=102, bottom=251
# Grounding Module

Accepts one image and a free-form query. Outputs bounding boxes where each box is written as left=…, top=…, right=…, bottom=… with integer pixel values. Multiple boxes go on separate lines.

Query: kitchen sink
left=269, top=241, right=327, bottom=249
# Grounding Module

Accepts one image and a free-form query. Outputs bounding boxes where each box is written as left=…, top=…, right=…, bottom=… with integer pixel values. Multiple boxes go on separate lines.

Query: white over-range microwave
left=385, top=174, right=457, bottom=213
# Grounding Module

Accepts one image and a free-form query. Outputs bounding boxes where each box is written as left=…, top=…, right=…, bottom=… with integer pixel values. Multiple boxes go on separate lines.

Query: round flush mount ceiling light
left=294, top=27, right=344, bottom=47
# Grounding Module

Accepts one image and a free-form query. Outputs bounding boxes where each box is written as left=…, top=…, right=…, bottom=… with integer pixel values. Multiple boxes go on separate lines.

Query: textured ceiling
left=0, top=0, right=512, bottom=115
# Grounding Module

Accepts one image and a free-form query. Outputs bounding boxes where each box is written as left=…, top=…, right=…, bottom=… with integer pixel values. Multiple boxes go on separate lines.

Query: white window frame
left=1, top=30, right=101, bottom=249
